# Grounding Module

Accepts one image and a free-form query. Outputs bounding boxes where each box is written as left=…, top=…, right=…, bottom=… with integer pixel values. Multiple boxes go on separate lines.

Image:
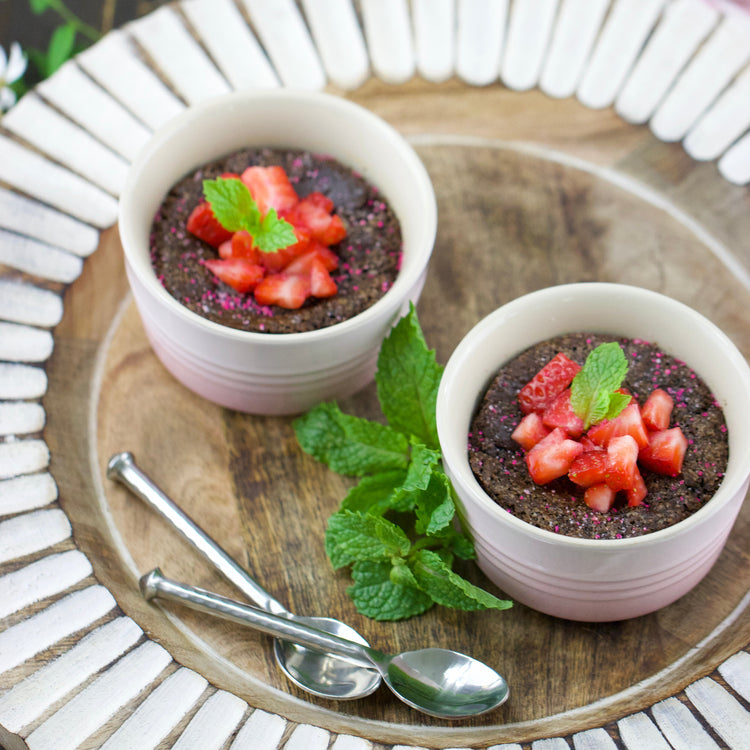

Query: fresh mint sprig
left=293, top=304, right=513, bottom=621
left=570, top=341, right=631, bottom=429
left=203, top=177, right=297, bottom=253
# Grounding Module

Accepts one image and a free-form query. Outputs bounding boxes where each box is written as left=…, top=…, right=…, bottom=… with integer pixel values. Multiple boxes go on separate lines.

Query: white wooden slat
left=531, top=740, right=571, bottom=749
left=238, top=0, right=326, bottom=90
left=684, top=64, right=750, bottom=161
left=412, top=0, right=455, bottom=83
left=0, top=403, right=46, bottom=436
left=614, top=0, right=719, bottom=125
left=359, top=0, right=416, bottom=84
left=2, top=94, right=129, bottom=196
left=0, top=585, right=115, bottom=676
left=180, top=0, right=280, bottom=90
left=0, top=229, right=83, bottom=284
left=0, top=474, right=57, bottom=517
left=100, top=667, right=207, bottom=750
left=284, top=724, right=331, bottom=750
left=0, top=438, right=50, bottom=479
left=577, top=0, right=667, bottom=109
left=455, top=0, right=507, bottom=86
left=0, top=280, right=62, bottom=329
left=0, top=186, right=98, bottom=257
left=719, top=651, right=750, bottom=701
left=718, top=125, right=750, bottom=185
left=127, top=5, right=231, bottom=105
left=330, top=736, right=373, bottom=750
left=618, top=712, right=672, bottom=749
left=36, top=60, right=152, bottom=161
left=0, top=617, right=142, bottom=734
left=0, top=508, right=68, bottom=564
left=651, top=696, right=723, bottom=750
left=571, top=728, right=618, bottom=749
left=24, top=640, right=172, bottom=750
left=490, top=745, right=523, bottom=750
left=229, top=708, right=286, bottom=749
left=0, top=136, right=118, bottom=228
left=539, top=0, right=610, bottom=98
left=500, top=0, right=560, bottom=91
left=171, top=691, right=247, bottom=750
left=0, top=550, right=91, bottom=620
left=650, top=14, right=750, bottom=142
left=686, top=677, right=750, bottom=750
left=77, top=29, right=185, bottom=131
left=0, top=322, right=53, bottom=362
left=299, top=0, right=370, bottom=90
left=0, top=365, right=48, bottom=401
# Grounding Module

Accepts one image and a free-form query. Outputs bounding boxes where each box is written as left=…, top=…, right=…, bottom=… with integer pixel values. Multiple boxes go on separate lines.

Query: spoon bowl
left=140, top=569, right=509, bottom=719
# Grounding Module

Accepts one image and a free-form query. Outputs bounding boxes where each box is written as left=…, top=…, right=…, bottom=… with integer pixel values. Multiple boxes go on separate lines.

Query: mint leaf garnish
left=376, top=303, right=444, bottom=450
left=294, top=306, right=513, bottom=621
left=570, top=342, right=630, bottom=430
left=203, top=177, right=297, bottom=253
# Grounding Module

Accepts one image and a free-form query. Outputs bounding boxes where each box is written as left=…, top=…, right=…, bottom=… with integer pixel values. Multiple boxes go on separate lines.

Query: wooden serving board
left=2, top=2, right=750, bottom=749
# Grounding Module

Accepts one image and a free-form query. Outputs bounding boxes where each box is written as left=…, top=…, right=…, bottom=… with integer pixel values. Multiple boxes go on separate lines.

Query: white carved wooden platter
left=1, top=1, right=749, bottom=748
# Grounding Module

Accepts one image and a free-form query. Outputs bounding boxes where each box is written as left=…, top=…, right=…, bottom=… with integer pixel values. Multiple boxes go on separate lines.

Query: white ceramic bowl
left=118, top=89, right=436, bottom=415
left=437, top=283, right=750, bottom=621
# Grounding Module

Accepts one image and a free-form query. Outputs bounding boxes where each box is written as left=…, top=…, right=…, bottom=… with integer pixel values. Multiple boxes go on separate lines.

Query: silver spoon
left=141, top=568, right=509, bottom=719
left=106, top=451, right=381, bottom=700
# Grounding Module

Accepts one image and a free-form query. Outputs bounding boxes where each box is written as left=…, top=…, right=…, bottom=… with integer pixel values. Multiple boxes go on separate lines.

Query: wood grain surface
left=38, top=82, right=750, bottom=745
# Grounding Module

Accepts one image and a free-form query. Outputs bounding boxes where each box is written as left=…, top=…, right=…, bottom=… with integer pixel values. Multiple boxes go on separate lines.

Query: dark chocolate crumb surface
left=469, top=333, right=729, bottom=539
left=150, top=148, right=402, bottom=333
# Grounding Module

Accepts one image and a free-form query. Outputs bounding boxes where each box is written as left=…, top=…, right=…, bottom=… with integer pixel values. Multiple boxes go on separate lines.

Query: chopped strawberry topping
left=241, top=165, right=299, bottom=215
left=308, top=258, right=338, bottom=298
left=284, top=241, right=339, bottom=274
left=586, top=402, right=649, bottom=450
left=254, top=273, right=311, bottom=310
left=626, top=467, right=647, bottom=507
left=186, top=202, right=233, bottom=248
left=518, top=353, right=581, bottom=415
left=525, top=428, right=584, bottom=485
left=639, top=427, right=687, bottom=476
left=641, top=388, right=673, bottom=431
left=204, top=258, right=265, bottom=293
left=568, top=450, right=609, bottom=488
left=584, top=483, right=616, bottom=512
left=282, top=192, right=347, bottom=246
left=511, top=412, right=551, bottom=451
left=604, top=434, right=639, bottom=491
left=542, top=388, right=584, bottom=438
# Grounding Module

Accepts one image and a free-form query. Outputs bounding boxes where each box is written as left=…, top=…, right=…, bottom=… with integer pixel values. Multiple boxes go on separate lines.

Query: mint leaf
left=325, top=510, right=411, bottom=569
left=376, top=304, right=443, bottom=449
left=348, top=560, right=433, bottom=620
left=570, top=342, right=629, bottom=429
left=202, top=177, right=296, bottom=253
left=410, top=550, right=513, bottom=612
left=389, top=440, right=441, bottom=511
left=413, top=469, right=455, bottom=536
left=294, top=402, right=409, bottom=476
left=341, top=470, right=407, bottom=516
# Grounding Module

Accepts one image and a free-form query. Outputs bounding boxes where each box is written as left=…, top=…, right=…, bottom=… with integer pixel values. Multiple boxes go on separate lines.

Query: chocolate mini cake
left=469, top=333, right=729, bottom=539
left=149, top=148, right=402, bottom=333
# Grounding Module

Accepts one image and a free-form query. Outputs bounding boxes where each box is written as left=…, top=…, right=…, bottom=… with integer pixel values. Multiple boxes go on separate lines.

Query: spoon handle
left=140, top=568, right=373, bottom=668
left=107, top=451, right=287, bottom=616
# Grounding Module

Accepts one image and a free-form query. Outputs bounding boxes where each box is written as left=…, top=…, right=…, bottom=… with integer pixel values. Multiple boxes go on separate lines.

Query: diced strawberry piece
left=626, top=467, right=648, bottom=507
left=228, top=231, right=262, bottom=263
left=254, top=273, right=310, bottom=309
left=204, top=258, right=265, bottom=293
left=221, top=171, right=241, bottom=180
left=580, top=435, right=604, bottom=453
left=639, top=427, right=687, bottom=476
left=586, top=402, right=649, bottom=450
left=284, top=241, right=339, bottom=274
left=568, top=450, right=610, bottom=487
left=542, top=388, right=584, bottom=438
left=641, top=388, right=674, bottom=431
left=241, top=165, right=299, bottom=215
left=218, top=239, right=233, bottom=259
left=257, top=227, right=311, bottom=273
left=186, top=202, right=233, bottom=247
left=309, top=258, right=337, bottom=298
left=584, top=483, right=617, bottom=512
left=282, top=194, right=347, bottom=246
left=302, top=191, right=334, bottom=212
left=525, top=428, right=584, bottom=485
left=605, top=434, right=639, bottom=491
left=518, top=353, right=581, bottom=415
left=511, top=412, right=551, bottom=451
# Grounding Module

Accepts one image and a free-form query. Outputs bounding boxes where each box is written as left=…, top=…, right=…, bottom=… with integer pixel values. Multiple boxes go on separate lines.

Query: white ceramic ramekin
left=437, top=283, right=750, bottom=621
left=118, top=89, right=436, bottom=415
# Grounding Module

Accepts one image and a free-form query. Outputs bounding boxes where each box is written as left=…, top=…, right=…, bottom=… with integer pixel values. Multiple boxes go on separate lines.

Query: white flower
left=0, top=43, right=28, bottom=112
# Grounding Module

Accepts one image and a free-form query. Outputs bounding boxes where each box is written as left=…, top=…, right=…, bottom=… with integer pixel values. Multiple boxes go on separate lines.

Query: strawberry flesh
left=204, top=258, right=265, bottom=293
left=639, top=427, right=688, bottom=476
left=604, top=434, right=639, bottom=491
left=542, top=388, right=584, bottom=438
left=241, top=165, right=299, bottom=215
left=518, top=353, right=581, bottom=415
left=641, top=388, right=673, bottom=431
left=584, top=483, right=616, bottom=512
left=186, top=202, right=233, bottom=248
left=568, top=450, right=609, bottom=488
left=511, top=412, right=551, bottom=451
left=525, top=428, right=584, bottom=485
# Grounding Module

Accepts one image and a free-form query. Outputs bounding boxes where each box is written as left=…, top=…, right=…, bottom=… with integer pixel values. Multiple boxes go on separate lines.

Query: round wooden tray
left=2, top=3, right=750, bottom=749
